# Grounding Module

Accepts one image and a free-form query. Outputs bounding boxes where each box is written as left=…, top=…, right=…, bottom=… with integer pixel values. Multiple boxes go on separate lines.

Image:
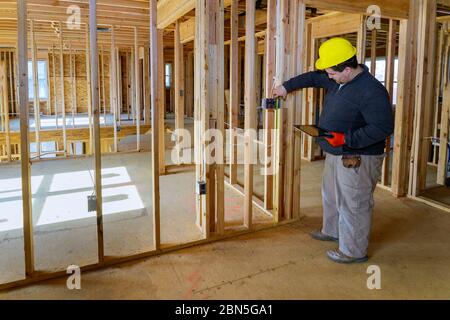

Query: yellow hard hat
left=315, top=37, right=357, bottom=70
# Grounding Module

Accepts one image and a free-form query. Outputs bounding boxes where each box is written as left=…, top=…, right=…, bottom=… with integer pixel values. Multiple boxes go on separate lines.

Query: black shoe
left=310, top=230, right=339, bottom=242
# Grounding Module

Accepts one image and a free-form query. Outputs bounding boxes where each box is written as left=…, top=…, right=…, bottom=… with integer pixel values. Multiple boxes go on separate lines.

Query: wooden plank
left=216, top=0, right=225, bottom=235
left=432, top=24, right=444, bottom=166
left=86, top=24, right=93, bottom=154
left=356, top=15, right=366, bottom=64
left=174, top=20, right=185, bottom=164
left=185, top=51, right=194, bottom=118
left=180, top=17, right=196, bottom=44
left=370, top=29, right=377, bottom=76
left=52, top=45, right=58, bottom=129
left=229, top=0, right=239, bottom=185
left=244, top=0, right=256, bottom=229
left=437, top=39, right=450, bottom=185
left=59, top=22, right=67, bottom=156
left=69, top=43, right=75, bottom=128
left=273, top=0, right=288, bottom=222
left=391, top=2, right=419, bottom=197
left=31, top=20, right=41, bottom=158
left=157, top=29, right=165, bottom=174
left=292, top=1, right=306, bottom=219
left=409, top=0, right=436, bottom=196
left=381, top=19, right=397, bottom=186
left=149, top=0, right=161, bottom=250
left=110, top=25, right=118, bottom=152
left=144, top=47, right=150, bottom=124
left=1, top=59, right=11, bottom=162
left=89, top=0, right=105, bottom=263
left=134, top=27, right=141, bottom=151
left=311, top=12, right=362, bottom=39
left=17, top=0, right=35, bottom=276
left=263, top=0, right=276, bottom=210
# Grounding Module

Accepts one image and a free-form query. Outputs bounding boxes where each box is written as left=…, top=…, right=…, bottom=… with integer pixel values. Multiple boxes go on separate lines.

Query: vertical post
left=216, top=0, right=225, bottom=235
left=149, top=0, right=161, bottom=250
left=59, top=22, right=67, bottom=155
left=229, top=0, right=239, bottom=185
left=409, top=0, right=436, bottom=196
left=273, top=0, right=288, bottom=222
left=100, top=45, right=106, bottom=124
left=1, top=59, right=11, bottom=162
left=370, top=29, right=377, bottom=76
left=31, top=20, right=40, bottom=158
left=144, top=47, right=150, bottom=125
left=86, top=24, right=93, bottom=154
left=381, top=19, right=397, bottom=186
left=134, top=27, right=141, bottom=151
left=117, top=48, right=122, bottom=127
left=157, top=30, right=165, bottom=174
left=244, top=0, right=256, bottom=229
left=292, top=1, right=306, bottom=219
left=263, top=0, right=276, bottom=211
left=89, top=0, right=104, bottom=262
left=45, top=50, right=51, bottom=116
left=110, top=26, right=118, bottom=152
left=69, top=43, right=75, bottom=128
left=357, top=15, right=367, bottom=63
left=52, top=45, right=58, bottom=129
left=391, top=2, right=419, bottom=197
left=174, top=20, right=185, bottom=164
left=18, top=0, right=35, bottom=276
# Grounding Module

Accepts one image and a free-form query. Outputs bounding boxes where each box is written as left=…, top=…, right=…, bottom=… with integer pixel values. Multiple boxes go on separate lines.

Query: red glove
left=326, top=132, right=345, bottom=147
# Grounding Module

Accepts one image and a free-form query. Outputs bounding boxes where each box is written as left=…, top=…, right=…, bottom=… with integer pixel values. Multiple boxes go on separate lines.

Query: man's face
left=325, top=67, right=351, bottom=84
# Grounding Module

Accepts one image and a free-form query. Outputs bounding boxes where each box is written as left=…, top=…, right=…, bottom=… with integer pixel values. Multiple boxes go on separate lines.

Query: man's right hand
left=272, top=85, right=287, bottom=99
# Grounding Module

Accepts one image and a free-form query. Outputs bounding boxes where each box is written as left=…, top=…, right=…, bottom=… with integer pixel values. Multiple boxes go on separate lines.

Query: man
left=273, top=37, right=394, bottom=264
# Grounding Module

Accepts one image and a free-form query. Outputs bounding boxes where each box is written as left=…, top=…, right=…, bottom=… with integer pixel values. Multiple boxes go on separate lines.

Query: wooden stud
left=17, top=0, right=35, bottom=276
left=89, top=0, right=105, bottom=262
left=59, top=22, right=67, bottom=155
left=381, top=19, right=397, bottom=186
left=370, top=29, right=377, bottom=76
left=31, top=20, right=41, bottom=158
left=100, top=45, right=106, bottom=124
left=134, top=27, right=141, bottom=151
left=110, top=25, right=118, bottom=152
left=1, top=59, right=11, bottom=162
left=85, top=24, right=93, bottom=154
left=244, top=0, right=256, bottom=228
left=391, top=2, right=420, bottom=197
left=52, top=45, right=58, bottom=128
left=216, top=0, right=225, bottom=235
left=409, top=0, right=436, bottom=196
left=229, top=0, right=239, bottom=185
left=174, top=20, right=185, bottom=164
left=149, top=0, right=161, bottom=250
left=157, top=30, right=165, bottom=174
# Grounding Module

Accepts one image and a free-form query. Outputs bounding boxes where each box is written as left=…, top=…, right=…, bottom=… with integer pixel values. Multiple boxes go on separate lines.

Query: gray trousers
left=321, top=153, right=384, bottom=258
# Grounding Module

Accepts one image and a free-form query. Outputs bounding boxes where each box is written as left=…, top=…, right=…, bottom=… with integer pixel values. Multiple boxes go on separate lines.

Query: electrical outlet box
left=196, top=181, right=207, bottom=195
left=88, top=195, right=97, bottom=212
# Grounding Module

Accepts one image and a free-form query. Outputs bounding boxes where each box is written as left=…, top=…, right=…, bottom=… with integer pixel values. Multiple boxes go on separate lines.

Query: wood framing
left=149, top=0, right=161, bottom=250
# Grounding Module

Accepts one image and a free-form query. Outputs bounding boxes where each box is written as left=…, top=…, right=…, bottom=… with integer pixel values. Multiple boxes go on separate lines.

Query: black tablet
left=294, top=125, right=333, bottom=138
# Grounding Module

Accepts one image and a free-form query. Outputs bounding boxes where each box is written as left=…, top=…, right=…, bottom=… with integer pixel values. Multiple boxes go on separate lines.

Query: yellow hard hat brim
left=315, top=47, right=357, bottom=70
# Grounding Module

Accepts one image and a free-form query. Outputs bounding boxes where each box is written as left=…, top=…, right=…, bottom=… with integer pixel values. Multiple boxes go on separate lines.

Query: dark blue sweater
left=283, top=65, right=394, bottom=156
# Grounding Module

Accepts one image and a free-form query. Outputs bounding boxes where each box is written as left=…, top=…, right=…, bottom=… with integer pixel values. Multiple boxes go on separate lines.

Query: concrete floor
left=1, top=159, right=450, bottom=299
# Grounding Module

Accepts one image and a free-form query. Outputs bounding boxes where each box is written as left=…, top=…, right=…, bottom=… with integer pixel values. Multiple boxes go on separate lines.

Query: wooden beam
left=110, top=25, right=118, bottom=152
left=31, top=20, right=41, bottom=158
left=1, top=58, right=11, bottom=162
left=17, top=0, right=35, bottom=276
left=157, top=29, right=165, bottom=174
left=58, top=22, right=67, bottom=156
left=149, top=0, right=161, bottom=250
left=134, top=27, right=141, bottom=151
left=391, top=2, right=420, bottom=197
left=174, top=20, right=185, bottom=164
left=381, top=19, right=397, bottom=186
left=216, top=0, right=225, bottom=235
left=244, top=0, right=256, bottom=229
left=409, top=0, right=436, bottom=196
left=89, top=0, right=105, bottom=263
left=437, top=43, right=450, bottom=185
left=86, top=24, right=93, bottom=154
left=229, top=0, right=239, bottom=185
left=263, top=0, right=276, bottom=210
